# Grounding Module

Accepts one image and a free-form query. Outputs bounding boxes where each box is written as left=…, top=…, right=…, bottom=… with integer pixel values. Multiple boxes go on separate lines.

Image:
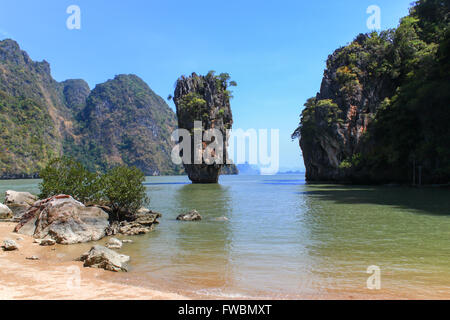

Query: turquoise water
left=1, top=175, right=449, bottom=298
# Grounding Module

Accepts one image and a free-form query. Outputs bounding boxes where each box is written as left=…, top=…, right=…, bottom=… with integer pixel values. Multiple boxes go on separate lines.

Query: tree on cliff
left=172, top=72, right=236, bottom=183
left=292, top=0, right=450, bottom=184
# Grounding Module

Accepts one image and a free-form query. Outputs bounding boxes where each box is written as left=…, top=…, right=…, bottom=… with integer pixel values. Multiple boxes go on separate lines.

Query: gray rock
left=4, top=190, right=37, bottom=221
left=78, top=245, right=130, bottom=272
left=173, top=73, right=234, bottom=184
left=137, top=207, right=151, bottom=214
left=106, top=211, right=161, bottom=236
left=176, top=210, right=202, bottom=221
left=106, top=237, right=122, bottom=249
left=3, top=239, right=19, bottom=251
left=0, top=203, right=13, bottom=220
left=15, top=195, right=109, bottom=244
left=40, top=238, right=56, bottom=246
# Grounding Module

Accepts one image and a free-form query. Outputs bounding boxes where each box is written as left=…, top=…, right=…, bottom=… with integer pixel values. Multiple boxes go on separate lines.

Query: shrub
left=100, top=165, right=149, bottom=221
left=39, top=157, right=102, bottom=204
left=39, top=158, right=149, bottom=221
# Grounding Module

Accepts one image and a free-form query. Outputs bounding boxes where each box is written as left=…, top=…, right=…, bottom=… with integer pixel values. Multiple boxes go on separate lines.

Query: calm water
left=1, top=175, right=449, bottom=298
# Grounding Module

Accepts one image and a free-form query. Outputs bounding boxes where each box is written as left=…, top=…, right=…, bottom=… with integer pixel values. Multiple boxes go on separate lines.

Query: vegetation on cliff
left=173, top=71, right=236, bottom=183
left=293, top=0, right=450, bottom=184
left=71, top=74, right=181, bottom=175
left=0, top=40, right=182, bottom=178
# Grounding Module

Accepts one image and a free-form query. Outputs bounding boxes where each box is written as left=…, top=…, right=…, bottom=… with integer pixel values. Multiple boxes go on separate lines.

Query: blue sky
left=0, top=0, right=412, bottom=169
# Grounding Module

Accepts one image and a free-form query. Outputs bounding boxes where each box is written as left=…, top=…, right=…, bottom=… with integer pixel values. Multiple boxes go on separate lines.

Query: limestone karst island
left=0, top=0, right=449, bottom=305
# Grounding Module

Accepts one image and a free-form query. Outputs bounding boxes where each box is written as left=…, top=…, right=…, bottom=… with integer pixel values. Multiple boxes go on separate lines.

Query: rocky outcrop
left=294, top=0, right=450, bottom=184
left=293, top=34, right=396, bottom=182
left=0, top=203, right=13, bottom=220
left=177, top=210, right=202, bottom=221
left=173, top=72, right=235, bottom=183
left=78, top=245, right=130, bottom=272
left=106, top=211, right=161, bottom=236
left=14, top=195, right=109, bottom=244
left=4, top=191, right=37, bottom=221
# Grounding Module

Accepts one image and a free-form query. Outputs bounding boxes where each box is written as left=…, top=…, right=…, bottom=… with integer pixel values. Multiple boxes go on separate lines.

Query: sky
left=0, top=0, right=413, bottom=170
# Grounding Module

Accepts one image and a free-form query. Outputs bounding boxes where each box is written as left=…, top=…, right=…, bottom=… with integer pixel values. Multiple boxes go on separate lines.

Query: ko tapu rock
left=173, top=71, right=235, bottom=183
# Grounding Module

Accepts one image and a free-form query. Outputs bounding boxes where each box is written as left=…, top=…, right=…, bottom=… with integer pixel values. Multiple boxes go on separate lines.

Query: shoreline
left=1, top=221, right=449, bottom=300
left=0, top=222, right=186, bottom=300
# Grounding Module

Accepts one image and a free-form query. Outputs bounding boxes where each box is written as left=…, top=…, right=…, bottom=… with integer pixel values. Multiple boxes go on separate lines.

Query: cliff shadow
left=297, top=185, right=450, bottom=216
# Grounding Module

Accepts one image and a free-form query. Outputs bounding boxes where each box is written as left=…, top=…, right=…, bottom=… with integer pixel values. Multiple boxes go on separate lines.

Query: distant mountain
left=236, top=163, right=260, bottom=175
left=0, top=39, right=181, bottom=178
left=70, top=74, right=181, bottom=175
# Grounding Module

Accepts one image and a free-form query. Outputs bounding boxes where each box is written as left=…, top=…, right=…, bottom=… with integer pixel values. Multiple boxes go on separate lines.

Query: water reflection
left=170, top=183, right=234, bottom=291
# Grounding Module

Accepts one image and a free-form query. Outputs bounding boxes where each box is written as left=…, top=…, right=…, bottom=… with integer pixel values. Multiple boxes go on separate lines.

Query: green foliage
left=101, top=165, right=149, bottom=221
left=293, top=0, right=450, bottom=183
left=39, top=157, right=102, bottom=204
left=178, top=92, right=207, bottom=110
left=39, top=158, right=150, bottom=221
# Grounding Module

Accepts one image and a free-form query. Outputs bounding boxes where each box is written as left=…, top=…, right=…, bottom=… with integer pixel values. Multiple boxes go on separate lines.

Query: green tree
left=38, top=157, right=102, bottom=204
left=101, top=165, right=149, bottom=221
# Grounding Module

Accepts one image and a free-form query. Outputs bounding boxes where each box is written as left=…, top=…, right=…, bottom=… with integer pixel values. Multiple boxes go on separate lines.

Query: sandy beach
left=1, top=219, right=448, bottom=301
left=0, top=222, right=186, bottom=300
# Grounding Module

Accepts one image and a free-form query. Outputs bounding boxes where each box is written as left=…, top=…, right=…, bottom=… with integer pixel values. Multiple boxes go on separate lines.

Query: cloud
left=0, top=28, right=12, bottom=39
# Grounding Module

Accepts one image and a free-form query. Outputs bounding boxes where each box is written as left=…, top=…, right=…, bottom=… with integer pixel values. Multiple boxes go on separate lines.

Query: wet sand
left=0, top=222, right=186, bottom=300
left=1, top=221, right=448, bottom=300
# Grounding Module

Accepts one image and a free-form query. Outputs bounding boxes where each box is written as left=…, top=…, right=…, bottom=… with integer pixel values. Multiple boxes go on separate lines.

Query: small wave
left=194, top=288, right=253, bottom=299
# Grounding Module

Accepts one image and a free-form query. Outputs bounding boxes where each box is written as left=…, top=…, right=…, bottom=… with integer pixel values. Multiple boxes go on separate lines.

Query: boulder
left=106, top=211, right=161, bottom=236
left=3, top=239, right=19, bottom=251
left=78, top=245, right=130, bottom=272
left=106, top=237, right=122, bottom=249
left=4, top=190, right=37, bottom=221
left=40, top=238, right=56, bottom=246
left=14, top=195, right=109, bottom=244
left=177, top=210, right=202, bottom=221
left=0, top=203, right=13, bottom=220
left=137, top=207, right=151, bottom=214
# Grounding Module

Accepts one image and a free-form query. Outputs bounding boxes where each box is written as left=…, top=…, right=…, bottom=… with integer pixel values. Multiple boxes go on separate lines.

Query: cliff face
left=76, top=74, right=180, bottom=175
left=0, top=39, right=181, bottom=178
left=0, top=39, right=76, bottom=178
left=294, top=0, right=450, bottom=184
left=173, top=72, right=235, bottom=183
left=297, top=34, right=396, bottom=182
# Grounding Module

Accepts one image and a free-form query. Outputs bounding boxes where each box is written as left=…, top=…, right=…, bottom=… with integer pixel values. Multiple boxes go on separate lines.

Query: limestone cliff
left=294, top=34, right=396, bottom=182
left=173, top=72, right=235, bottom=183
left=293, top=0, right=450, bottom=184
left=0, top=39, right=182, bottom=178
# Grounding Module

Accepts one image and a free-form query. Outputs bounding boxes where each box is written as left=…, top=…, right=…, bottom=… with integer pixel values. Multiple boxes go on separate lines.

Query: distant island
left=0, top=40, right=239, bottom=179
left=292, top=0, right=449, bottom=185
